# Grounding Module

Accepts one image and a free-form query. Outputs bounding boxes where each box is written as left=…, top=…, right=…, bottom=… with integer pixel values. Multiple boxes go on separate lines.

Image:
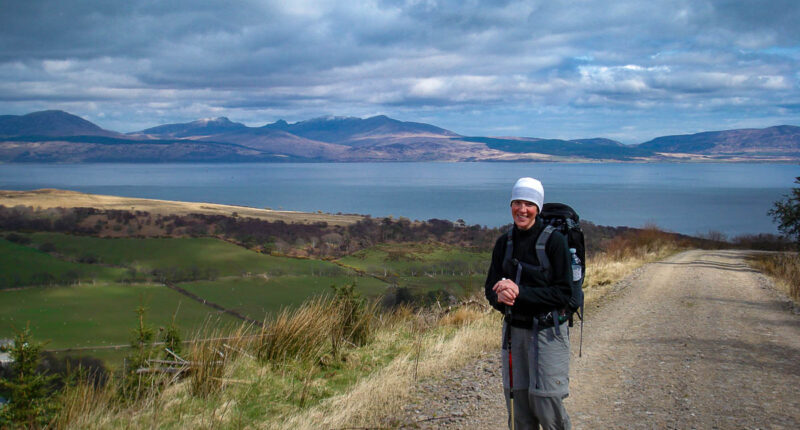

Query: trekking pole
left=506, top=306, right=514, bottom=430
left=502, top=278, right=515, bottom=430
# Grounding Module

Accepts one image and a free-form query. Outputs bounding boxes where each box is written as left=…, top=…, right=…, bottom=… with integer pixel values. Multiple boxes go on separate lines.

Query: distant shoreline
left=0, top=189, right=364, bottom=226
left=2, top=157, right=800, bottom=164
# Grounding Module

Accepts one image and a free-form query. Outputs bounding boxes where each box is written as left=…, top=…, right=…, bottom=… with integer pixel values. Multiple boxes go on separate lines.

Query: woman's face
left=511, top=199, right=538, bottom=230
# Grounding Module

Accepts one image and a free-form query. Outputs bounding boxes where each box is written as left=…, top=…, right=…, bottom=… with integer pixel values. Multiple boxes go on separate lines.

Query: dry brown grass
left=277, top=311, right=499, bottom=430
left=438, top=304, right=486, bottom=327
left=254, top=297, right=339, bottom=363
left=0, top=188, right=363, bottom=226
left=51, top=377, right=117, bottom=430
left=749, top=252, right=800, bottom=303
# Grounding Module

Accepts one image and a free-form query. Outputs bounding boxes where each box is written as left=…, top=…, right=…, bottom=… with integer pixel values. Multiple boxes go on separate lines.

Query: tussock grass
left=255, top=296, right=340, bottom=363
left=52, top=376, right=117, bottom=430
left=749, top=252, right=800, bottom=303
left=438, top=304, right=486, bottom=327
left=278, top=311, right=499, bottom=430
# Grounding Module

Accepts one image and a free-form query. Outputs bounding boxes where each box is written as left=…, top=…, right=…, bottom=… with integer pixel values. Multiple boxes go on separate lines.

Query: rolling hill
left=0, top=109, right=798, bottom=162
left=638, top=125, right=800, bottom=155
left=0, top=110, right=120, bottom=138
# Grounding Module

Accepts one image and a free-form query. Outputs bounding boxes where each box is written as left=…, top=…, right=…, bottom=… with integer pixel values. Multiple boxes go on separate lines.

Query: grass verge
left=748, top=251, right=800, bottom=304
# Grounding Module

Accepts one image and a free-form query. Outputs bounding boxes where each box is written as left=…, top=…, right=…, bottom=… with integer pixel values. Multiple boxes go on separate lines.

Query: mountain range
left=1, top=110, right=798, bottom=163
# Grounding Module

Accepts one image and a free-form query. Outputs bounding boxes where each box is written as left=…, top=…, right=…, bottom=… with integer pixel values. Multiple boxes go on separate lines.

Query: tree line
left=1, top=204, right=792, bottom=262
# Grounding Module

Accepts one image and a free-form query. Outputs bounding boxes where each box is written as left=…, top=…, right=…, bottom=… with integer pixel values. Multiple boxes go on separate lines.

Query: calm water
left=1, top=162, right=797, bottom=236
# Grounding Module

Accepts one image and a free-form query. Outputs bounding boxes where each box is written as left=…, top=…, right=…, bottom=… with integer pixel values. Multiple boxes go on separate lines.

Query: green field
left=394, top=273, right=484, bottom=295
left=0, top=238, right=125, bottom=288
left=0, top=282, right=240, bottom=349
left=336, top=243, right=489, bottom=298
left=181, top=275, right=388, bottom=321
left=25, top=232, right=339, bottom=276
left=337, top=242, right=489, bottom=276
left=1, top=232, right=488, bottom=369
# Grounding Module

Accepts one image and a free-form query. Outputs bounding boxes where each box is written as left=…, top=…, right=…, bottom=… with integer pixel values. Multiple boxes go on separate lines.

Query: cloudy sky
left=1, top=0, right=798, bottom=143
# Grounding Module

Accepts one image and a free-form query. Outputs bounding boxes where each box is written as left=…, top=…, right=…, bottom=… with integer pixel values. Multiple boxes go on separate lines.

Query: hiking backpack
left=503, top=202, right=585, bottom=324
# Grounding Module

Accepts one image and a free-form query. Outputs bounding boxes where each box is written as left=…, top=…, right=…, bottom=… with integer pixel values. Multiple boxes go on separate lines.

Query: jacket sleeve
left=513, top=230, right=572, bottom=312
left=484, top=235, right=506, bottom=313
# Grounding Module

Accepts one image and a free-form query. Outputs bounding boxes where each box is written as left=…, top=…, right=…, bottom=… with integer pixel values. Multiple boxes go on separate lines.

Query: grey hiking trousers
left=502, top=321, right=571, bottom=430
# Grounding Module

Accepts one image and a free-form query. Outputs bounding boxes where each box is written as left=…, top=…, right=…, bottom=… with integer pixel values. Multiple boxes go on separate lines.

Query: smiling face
left=511, top=199, right=538, bottom=230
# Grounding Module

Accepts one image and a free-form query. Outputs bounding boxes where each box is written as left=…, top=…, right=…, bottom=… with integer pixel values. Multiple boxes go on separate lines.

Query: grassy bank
left=748, top=252, right=800, bottom=304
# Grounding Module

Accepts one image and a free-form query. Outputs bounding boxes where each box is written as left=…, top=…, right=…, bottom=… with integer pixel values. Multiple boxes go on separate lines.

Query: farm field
left=1, top=230, right=490, bottom=370
left=336, top=242, right=490, bottom=299
left=0, top=238, right=125, bottom=288
left=0, top=282, right=240, bottom=349
left=336, top=242, right=488, bottom=276
left=181, top=275, right=389, bottom=321
left=24, top=232, right=338, bottom=276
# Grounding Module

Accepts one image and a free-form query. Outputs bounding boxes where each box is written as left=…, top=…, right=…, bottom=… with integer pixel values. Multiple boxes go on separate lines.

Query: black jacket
left=484, top=216, right=572, bottom=321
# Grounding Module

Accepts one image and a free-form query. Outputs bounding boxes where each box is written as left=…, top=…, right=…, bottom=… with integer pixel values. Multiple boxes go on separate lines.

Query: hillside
left=0, top=109, right=798, bottom=162
left=262, top=114, right=459, bottom=146
left=459, top=136, right=653, bottom=160
left=0, top=110, right=120, bottom=138
left=639, top=125, right=800, bottom=155
left=135, top=117, right=248, bottom=137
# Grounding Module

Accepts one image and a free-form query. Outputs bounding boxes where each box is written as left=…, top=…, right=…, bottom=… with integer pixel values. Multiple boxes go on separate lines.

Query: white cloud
left=0, top=0, right=796, bottom=138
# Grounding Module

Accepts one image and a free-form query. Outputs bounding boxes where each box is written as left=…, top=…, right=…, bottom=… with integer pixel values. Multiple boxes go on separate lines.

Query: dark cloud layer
left=0, top=0, right=797, bottom=142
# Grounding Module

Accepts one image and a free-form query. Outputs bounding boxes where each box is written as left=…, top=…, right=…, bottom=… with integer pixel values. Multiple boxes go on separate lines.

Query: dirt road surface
left=401, top=250, right=800, bottom=429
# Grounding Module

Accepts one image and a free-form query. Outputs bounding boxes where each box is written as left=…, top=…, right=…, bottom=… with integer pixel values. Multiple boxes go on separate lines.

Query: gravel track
left=399, top=250, right=800, bottom=429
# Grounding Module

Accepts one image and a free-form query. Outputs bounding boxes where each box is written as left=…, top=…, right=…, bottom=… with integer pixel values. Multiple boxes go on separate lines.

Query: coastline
left=0, top=189, right=364, bottom=226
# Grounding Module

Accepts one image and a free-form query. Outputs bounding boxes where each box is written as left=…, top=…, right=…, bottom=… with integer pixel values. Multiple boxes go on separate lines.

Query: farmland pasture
left=336, top=242, right=489, bottom=276
left=0, top=238, right=125, bottom=288
left=0, top=282, right=239, bottom=349
left=1, top=231, right=487, bottom=370
left=336, top=242, right=490, bottom=298
left=24, top=232, right=339, bottom=276
left=181, top=275, right=388, bottom=321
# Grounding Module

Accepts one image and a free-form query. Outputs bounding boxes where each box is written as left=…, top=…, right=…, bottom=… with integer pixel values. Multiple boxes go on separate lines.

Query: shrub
left=3, top=232, right=30, bottom=245
left=119, top=306, right=157, bottom=402
left=769, top=176, right=800, bottom=248
left=158, top=311, right=182, bottom=360
left=330, top=282, right=372, bottom=358
left=0, top=326, right=59, bottom=428
left=38, top=352, right=109, bottom=391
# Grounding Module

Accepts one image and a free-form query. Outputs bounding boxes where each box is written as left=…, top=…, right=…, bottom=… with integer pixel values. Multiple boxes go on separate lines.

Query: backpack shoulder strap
left=505, top=227, right=513, bottom=263
left=502, top=227, right=514, bottom=276
left=536, top=224, right=556, bottom=276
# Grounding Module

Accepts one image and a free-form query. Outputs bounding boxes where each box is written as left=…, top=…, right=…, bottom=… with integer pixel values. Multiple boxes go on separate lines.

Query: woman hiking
left=485, top=177, right=573, bottom=430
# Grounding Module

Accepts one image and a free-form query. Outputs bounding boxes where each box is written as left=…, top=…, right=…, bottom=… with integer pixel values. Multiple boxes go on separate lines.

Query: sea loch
left=2, top=162, right=796, bottom=237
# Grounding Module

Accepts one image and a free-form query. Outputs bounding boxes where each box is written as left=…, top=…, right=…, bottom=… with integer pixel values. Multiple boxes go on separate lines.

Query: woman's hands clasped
left=492, top=278, right=519, bottom=306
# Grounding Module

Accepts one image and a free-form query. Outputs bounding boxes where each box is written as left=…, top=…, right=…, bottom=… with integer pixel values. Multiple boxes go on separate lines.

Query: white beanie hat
left=510, top=177, right=544, bottom=210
